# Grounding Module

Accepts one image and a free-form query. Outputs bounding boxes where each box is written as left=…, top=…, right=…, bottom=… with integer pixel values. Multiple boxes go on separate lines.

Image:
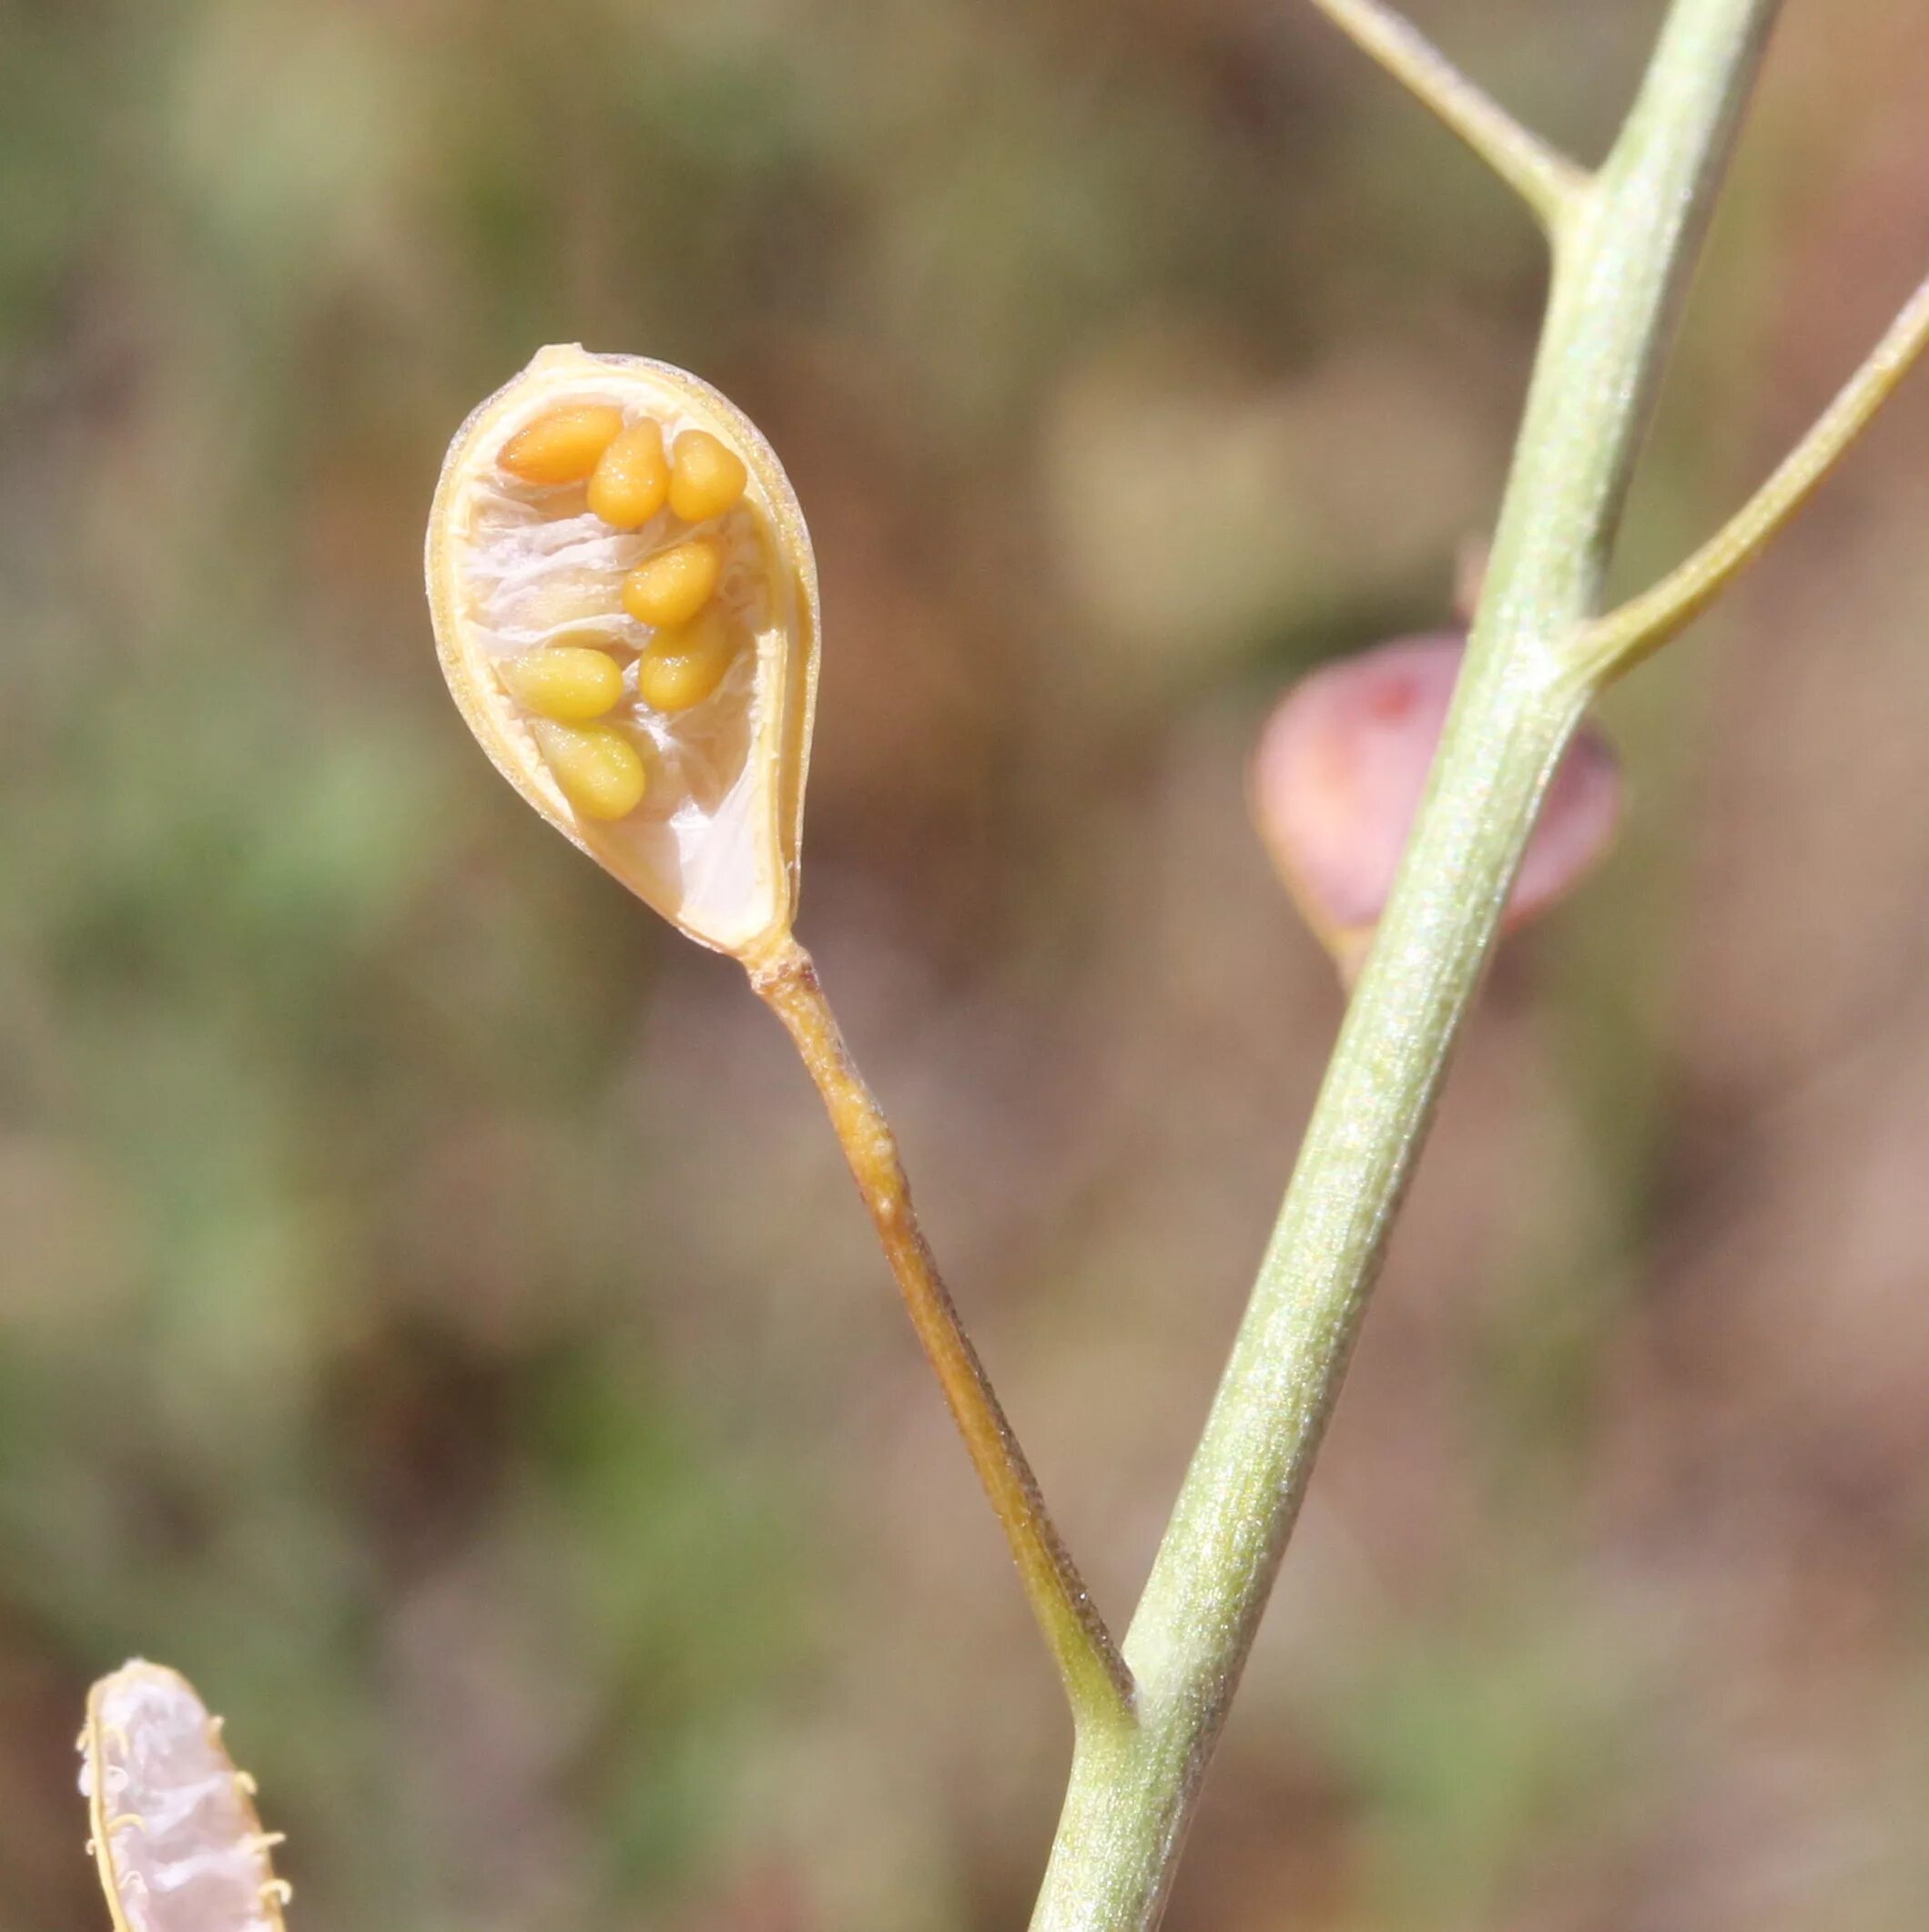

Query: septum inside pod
left=427, top=345, right=820, bottom=962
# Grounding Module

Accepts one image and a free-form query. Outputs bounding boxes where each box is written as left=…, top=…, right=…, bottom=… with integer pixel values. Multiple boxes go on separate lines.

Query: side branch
left=1309, top=0, right=1588, bottom=233
left=1577, top=269, right=1929, bottom=680
left=748, top=934, right=1136, bottom=1733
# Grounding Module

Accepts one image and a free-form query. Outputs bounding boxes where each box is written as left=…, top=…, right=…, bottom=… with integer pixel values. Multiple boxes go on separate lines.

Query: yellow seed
left=532, top=720, right=647, bottom=819
left=636, top=607, right=740, bottom=713
left=586, top=419, right=670, bottom=529
left=622, top=538, right=723, bottom=628
left=668, top=431, right=747, bottom=523
left=501, top=646, right=624, bottom=722
left=498, top=405, right=624, bottom=485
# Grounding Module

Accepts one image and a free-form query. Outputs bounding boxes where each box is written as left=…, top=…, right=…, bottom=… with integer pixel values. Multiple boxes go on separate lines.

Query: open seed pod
left=427, top=345, right=820, bottom=962
left=79, top=1660, right=289, bottom=1932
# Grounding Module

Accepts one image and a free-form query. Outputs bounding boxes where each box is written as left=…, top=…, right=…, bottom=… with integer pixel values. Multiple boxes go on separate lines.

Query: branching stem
left=1028, top=0, right=1784, bottom=1923
left=747, top=0, right=1924, bottom=1915
left=1577, top=269, right=1929, bottom=680
left=1309, top=0, right=1588, bottom=232
left=749, top=934, right=1135, bottom=1733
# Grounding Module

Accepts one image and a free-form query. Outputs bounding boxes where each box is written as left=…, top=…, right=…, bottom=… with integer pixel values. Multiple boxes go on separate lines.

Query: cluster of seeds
left=492, top=402, right=754, bottom=821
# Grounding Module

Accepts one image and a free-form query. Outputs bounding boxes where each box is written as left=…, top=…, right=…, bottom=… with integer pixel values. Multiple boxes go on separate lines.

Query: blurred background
left=4, top=1, right=1929, bottom=1927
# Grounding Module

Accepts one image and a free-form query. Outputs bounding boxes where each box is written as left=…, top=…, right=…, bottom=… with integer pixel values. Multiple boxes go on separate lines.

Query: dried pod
left=79, top=1660, right=289, bottom=1932
left=1252, top=632, right=1621, bottom=973
left=427, top=345, right=820, bottom=962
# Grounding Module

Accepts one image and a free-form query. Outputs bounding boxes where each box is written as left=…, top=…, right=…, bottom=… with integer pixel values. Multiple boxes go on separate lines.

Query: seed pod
left=1251, top=632, right=1621, bottom=975
left=79, top=1660, right=289, bottom=1932
left=427, top=345, right=820, bottom=962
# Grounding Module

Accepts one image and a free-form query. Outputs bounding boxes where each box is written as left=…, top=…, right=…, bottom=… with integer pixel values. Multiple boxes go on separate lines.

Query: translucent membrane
left=79, top=1661, right=288, bottom=1932
left=427, top=345, right=820, bottom=961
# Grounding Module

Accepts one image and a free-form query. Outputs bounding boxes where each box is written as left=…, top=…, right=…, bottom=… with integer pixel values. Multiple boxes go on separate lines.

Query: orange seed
left=587, top=419, right=670, bottom=529
left=502, top=646, right=625, bottom=723
left=622, top=538, right=723, bottom=629
left=532, top=720, right=647, bottom=819
left=668, top=431, right=747, bottom=524
left=636, top=607, right=740, bottom=712
left=498, top=405, right=624, bottom=485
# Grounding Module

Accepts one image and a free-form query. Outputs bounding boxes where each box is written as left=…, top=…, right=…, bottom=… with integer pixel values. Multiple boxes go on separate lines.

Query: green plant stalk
left=1308, top=0, right=1586, bottom=231
left=1029, top=0, right=1782, bottom=1924
left=1578, top=266, right=1929, bottom=680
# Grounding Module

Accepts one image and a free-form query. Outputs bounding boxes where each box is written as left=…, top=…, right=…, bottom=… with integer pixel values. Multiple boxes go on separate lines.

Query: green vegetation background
left=4, top=3, right=1928, bottom=1927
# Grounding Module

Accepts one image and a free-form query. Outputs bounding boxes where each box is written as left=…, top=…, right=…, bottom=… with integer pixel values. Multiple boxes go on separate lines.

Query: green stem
left=1309, top=0, right=1587, bottom=233
left=1577, top=268, right=1929, bottom=681
left=1029, top=1, right=1782, bottom=1924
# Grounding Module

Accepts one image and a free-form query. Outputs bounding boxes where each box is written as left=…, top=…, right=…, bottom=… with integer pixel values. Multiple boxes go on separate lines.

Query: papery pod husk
left=426, top=344, right=820, bottom=963
left=80, top=1659, right=289, bottom=1932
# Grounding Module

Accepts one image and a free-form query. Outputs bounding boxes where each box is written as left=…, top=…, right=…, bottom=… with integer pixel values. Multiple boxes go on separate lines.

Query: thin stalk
left=1577, top=268, right=1929, bottom=680
left=749, top=934, right=1135, bottom=1731
left=1030, top=0, right=1782, bottom=1923
left=1310, top=0, right=1587, bottom=232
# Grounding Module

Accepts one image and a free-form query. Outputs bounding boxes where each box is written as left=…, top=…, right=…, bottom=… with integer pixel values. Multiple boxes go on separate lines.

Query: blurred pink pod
left=1251, top=632, right=1621, bottom=978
